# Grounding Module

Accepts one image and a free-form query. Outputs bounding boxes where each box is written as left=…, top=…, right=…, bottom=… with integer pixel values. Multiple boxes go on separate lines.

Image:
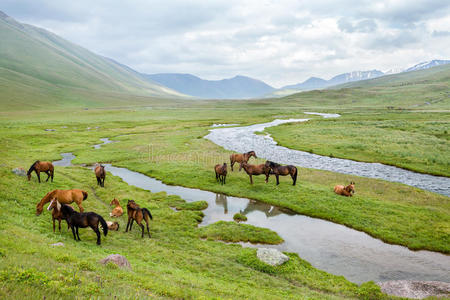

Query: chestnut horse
left=95, top=165, right=106, bottom=187
left=47, top=199, right=69, bottom=232
left=125, top=200, right=153, bottom=238
left=214, top=163, right=227, bottom=185
left=27, top=160, right=54, bottom=183
left=239, top=162, right=270, bottom=184
left=109, top=198, right=123, bottom=217
left=334, top=182, right=355, bottom=197
left=230, top=151, right=257, bottom=171
left=36, top=189, right=88, bottom=215
left=265, top=161, right=298, bottom=186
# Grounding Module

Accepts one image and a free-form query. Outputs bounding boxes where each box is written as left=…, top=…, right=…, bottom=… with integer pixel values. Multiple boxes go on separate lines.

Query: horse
left=27, top=160, right=54, bottom=183
left=109, top=198, right=123, bottom=217
left=334, top=182, right=355, bottom=197
left=265, top=161, right=298, bottom=186
left=214, top=163, right=227, bottom=185
left=60, top=204, right=108, bottom=245
left=106, top=221, right=120, bottom=231
left=125, top=200, right=153, bottom=238
left=36, top=189, right=88, bottom=216
left=47, top=199, right=69, bottom=232
left=95, top=164, right=106, bottom=187
left=239, top=162, right=270, bottom=185
left=230, top=151, right=257, bottom=171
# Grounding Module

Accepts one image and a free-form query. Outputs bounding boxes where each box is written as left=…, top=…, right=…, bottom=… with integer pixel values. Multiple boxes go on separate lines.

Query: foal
left=27, top=160, right=54, bottom=183
left=230, top=151, right=257, bottom=171
left=47, top=199, right=68, bottom=232
left=239, top=162, right=270, bottom=184
left=214, top=163, right=227, bottom=185
left=125, top=200, right=153, bottom=238
left=334, top=182, right=355, bottom=197
left=60, top=204, right=108, bottom=245
left=109, top=198, right=123, bottom=217
left=94, top=164, right=106, bottom=187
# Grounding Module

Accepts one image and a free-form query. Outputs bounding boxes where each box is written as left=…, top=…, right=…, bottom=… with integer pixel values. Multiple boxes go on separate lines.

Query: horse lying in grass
left=36, top=189, right=88, bottom=216
left=214, top=163, right=227, bottom=185
left=109, top=198, right=123, bottom=217
left=60, top=204, right=108, bottom=245
left=106, top=221, right=120, bottom=231
left=334, top=182, right=355, bottom=197
left=239, top=161, right=270, bottom=184
left=265, top=161, right=298, bottom=186
left=125, top=200, right=153, bottom=238
left=27, top=160, right=54, bottom=183
left=230, top=151, right=257, bottom=171
left=47, top=198, right=69, bottom=232
left=95, top=164, right=106, bottom=187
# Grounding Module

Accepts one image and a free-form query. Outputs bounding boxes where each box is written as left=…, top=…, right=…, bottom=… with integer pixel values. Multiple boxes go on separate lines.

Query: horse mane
left=27, top=160, right=40, bottom=175
left=246, top=151, right=254, bottom=155
left=267, top=161, right=280, bottom=168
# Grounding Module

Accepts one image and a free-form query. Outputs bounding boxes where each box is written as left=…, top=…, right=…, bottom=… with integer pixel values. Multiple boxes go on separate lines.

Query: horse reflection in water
left=215, top=193, right=228, bottom=214
left=240, top=200, right=296, bottom=218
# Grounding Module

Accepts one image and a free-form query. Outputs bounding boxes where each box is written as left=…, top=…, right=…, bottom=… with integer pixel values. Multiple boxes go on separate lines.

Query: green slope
left=0, top=11, right=186, bottom=110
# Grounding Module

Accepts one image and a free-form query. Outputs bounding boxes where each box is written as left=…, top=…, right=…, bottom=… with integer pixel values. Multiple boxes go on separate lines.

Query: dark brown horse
left=36, top=189, right=88, bottom=216
left=214, top=163, right=227, bottom=185
left=265, top=161, right=298, bottom=185
left=334, top=182, right=355, bottom=197
left=239, top=162, right=270, bottom=184
left=27, top=161, right=54, bottom=183
left=95, top=164, right=106, bottom=187
left=60, top=204, right=108, bottom=245
left=125, top=200, right=153, bottom=238
left=230, top=151, right=257, bottom=171
left=47, top=199, right=69, bottom=232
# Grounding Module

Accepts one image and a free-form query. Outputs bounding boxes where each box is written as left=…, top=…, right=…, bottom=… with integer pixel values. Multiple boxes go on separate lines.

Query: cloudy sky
left=3, top=0, right=450, bottom=87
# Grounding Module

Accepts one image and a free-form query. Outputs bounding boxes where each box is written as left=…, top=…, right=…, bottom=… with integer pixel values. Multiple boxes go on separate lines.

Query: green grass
left=266, top=111, right=450, bottom=176
left=199, top=221, right=282, bottom=244
left=233, top=212, right=248, bottom=222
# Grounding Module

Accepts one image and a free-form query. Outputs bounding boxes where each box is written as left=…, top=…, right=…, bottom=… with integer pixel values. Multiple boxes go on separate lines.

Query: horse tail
left=98, top=215, right=108, bottom=236
left=82, top=191, right=88, bottom=200
left=293, top=167, right=298, bottom=185
left=142, top=208, right=153, bottom=220
left=28, top=160, right=39, bottom=175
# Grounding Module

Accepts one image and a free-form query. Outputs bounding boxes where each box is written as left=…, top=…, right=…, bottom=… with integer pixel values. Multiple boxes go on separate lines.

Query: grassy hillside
left=0, top=11, right=186, bottom=111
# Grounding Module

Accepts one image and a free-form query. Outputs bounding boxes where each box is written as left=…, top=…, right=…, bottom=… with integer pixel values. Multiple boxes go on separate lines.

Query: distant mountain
left=143, top=73, right=275, bottom=99
left=283, top=77, right=328, bottom=90
left=0, top=10, right=185, bottom=110
left=404, top=60, right=450, bottom=72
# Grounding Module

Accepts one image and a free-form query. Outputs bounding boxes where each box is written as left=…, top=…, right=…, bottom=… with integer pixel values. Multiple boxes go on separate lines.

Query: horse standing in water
left=125, top=200, right=153, bottom=238
left=334, top=182, right=355, bottom=197
left=27, top=161, right=54, bottom=183
left=36, top=189, right=88, bottom=215
left=214, top=163, right=227, bottom=185
left=265, top=161, right=298, bottom=186
left=230, top=151, right=257, bottom=171
left=239, top=162, right=270, bottom=184
left=95, top=164, right=106, bottom=187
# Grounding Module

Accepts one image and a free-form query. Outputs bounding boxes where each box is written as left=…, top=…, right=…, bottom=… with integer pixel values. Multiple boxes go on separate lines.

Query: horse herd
left=28, top=152, right=355, bottom=245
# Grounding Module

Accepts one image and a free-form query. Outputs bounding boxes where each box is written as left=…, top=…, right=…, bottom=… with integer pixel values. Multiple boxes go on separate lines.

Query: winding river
left=205, top=114, right=450, bottom=196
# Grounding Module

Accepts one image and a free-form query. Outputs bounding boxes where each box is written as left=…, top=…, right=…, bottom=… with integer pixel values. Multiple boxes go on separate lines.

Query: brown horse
left=230, top=151, right=257, bottom=171
left=36, top=189, right=88, bottom=216
left=95, top=165, right=106, bottom=187
left=239, top=162, right=270, bottom=184
left=27, top=160, right=54, bottom=183
left=106, top=221, right=120, bottom=231
left=265, top=161, right=298, bottom=186
left=214, top=163, right=227, bottom=185
left=125, top=200, right=153, bottom=238
left=334, top=182, right=355, bottom=197
left=47, top=199, right=69, bottom=232
left=109, top=198, right=123, bottom=217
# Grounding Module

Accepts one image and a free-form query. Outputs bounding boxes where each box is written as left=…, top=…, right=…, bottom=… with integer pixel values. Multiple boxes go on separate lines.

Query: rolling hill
left=143, top=73, right=275, bottom=99
left=0, top=11, right=186, bottom=110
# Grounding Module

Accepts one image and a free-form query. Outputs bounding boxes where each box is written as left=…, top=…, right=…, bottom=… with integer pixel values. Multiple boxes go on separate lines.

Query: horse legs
left=129, top=219, right=134, bottom=231
left=139, top=222, right=145, bottom=238
left=36, top=171, right=41, bottom=183
left=249, top=175, right=253, bottom=184
left=52, top=218, right=56, bottom=232
left=51, top=170, right=54, bottom=182
left=58, top=219, right=61, bottom=232
left=215, top=172, right=219, bottom=182
left=145, top=220, right=151, bottom=238
left=45, top=171, right=50, bottom=182
left=125, top=217, right=132, bottom=232
left=102, top=177, right=105, bottom=187
left=223, top=175, right=226, bottom=185
left=276, top=175, right=280, bottom=185
left=92, top=225, right=101, bottom=245
left=96, top=176, right=101, bottom=186
left=76, top=226, right=81, bottom=241
left=230, top=161, right=234, bottom=171
left=71, top=225, right=77, bottom=241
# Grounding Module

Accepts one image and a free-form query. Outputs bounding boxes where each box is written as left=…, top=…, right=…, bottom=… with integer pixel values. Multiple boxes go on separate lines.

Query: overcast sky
left=3, top=0, right=450, bottom=87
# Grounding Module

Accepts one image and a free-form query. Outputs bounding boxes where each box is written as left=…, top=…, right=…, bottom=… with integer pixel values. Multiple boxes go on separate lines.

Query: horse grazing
left=106, top=221, right=120, bottom=231
left=230, top=151, right=257, bottom=171
left=36, top=189, right=88, bottom=216
left=265, top=161, right=298, bottom=186
left=60, top=204, right=108, bottom=245
left=334, top=182, right=355, bottom=197
left=95, top=164, right=106, bottom=187
left=125, top=200, right=153, bottom=238
left=109, top=198, right=123, bottom=217
left=214, top=163, right=227, bottom=185
left=47, top=199, right=69, bottom=232
left=27, top=160, right=54, bottom=183
left=239, top=162, right=270, bottom=184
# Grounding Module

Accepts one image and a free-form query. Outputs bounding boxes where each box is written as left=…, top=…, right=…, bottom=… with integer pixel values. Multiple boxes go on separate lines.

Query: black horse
left=265, top=161, right=298, bottom=185
left=61, top=204, right=108, bottom=245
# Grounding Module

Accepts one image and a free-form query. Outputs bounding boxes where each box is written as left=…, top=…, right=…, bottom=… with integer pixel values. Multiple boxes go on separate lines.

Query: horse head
left=346, top=182, right=355, bottom=194
left=239, top=161, right=248, bottom=172
left=110, top=198, right=119, bottom=207
left=248, top=151, right=257, bottom=158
